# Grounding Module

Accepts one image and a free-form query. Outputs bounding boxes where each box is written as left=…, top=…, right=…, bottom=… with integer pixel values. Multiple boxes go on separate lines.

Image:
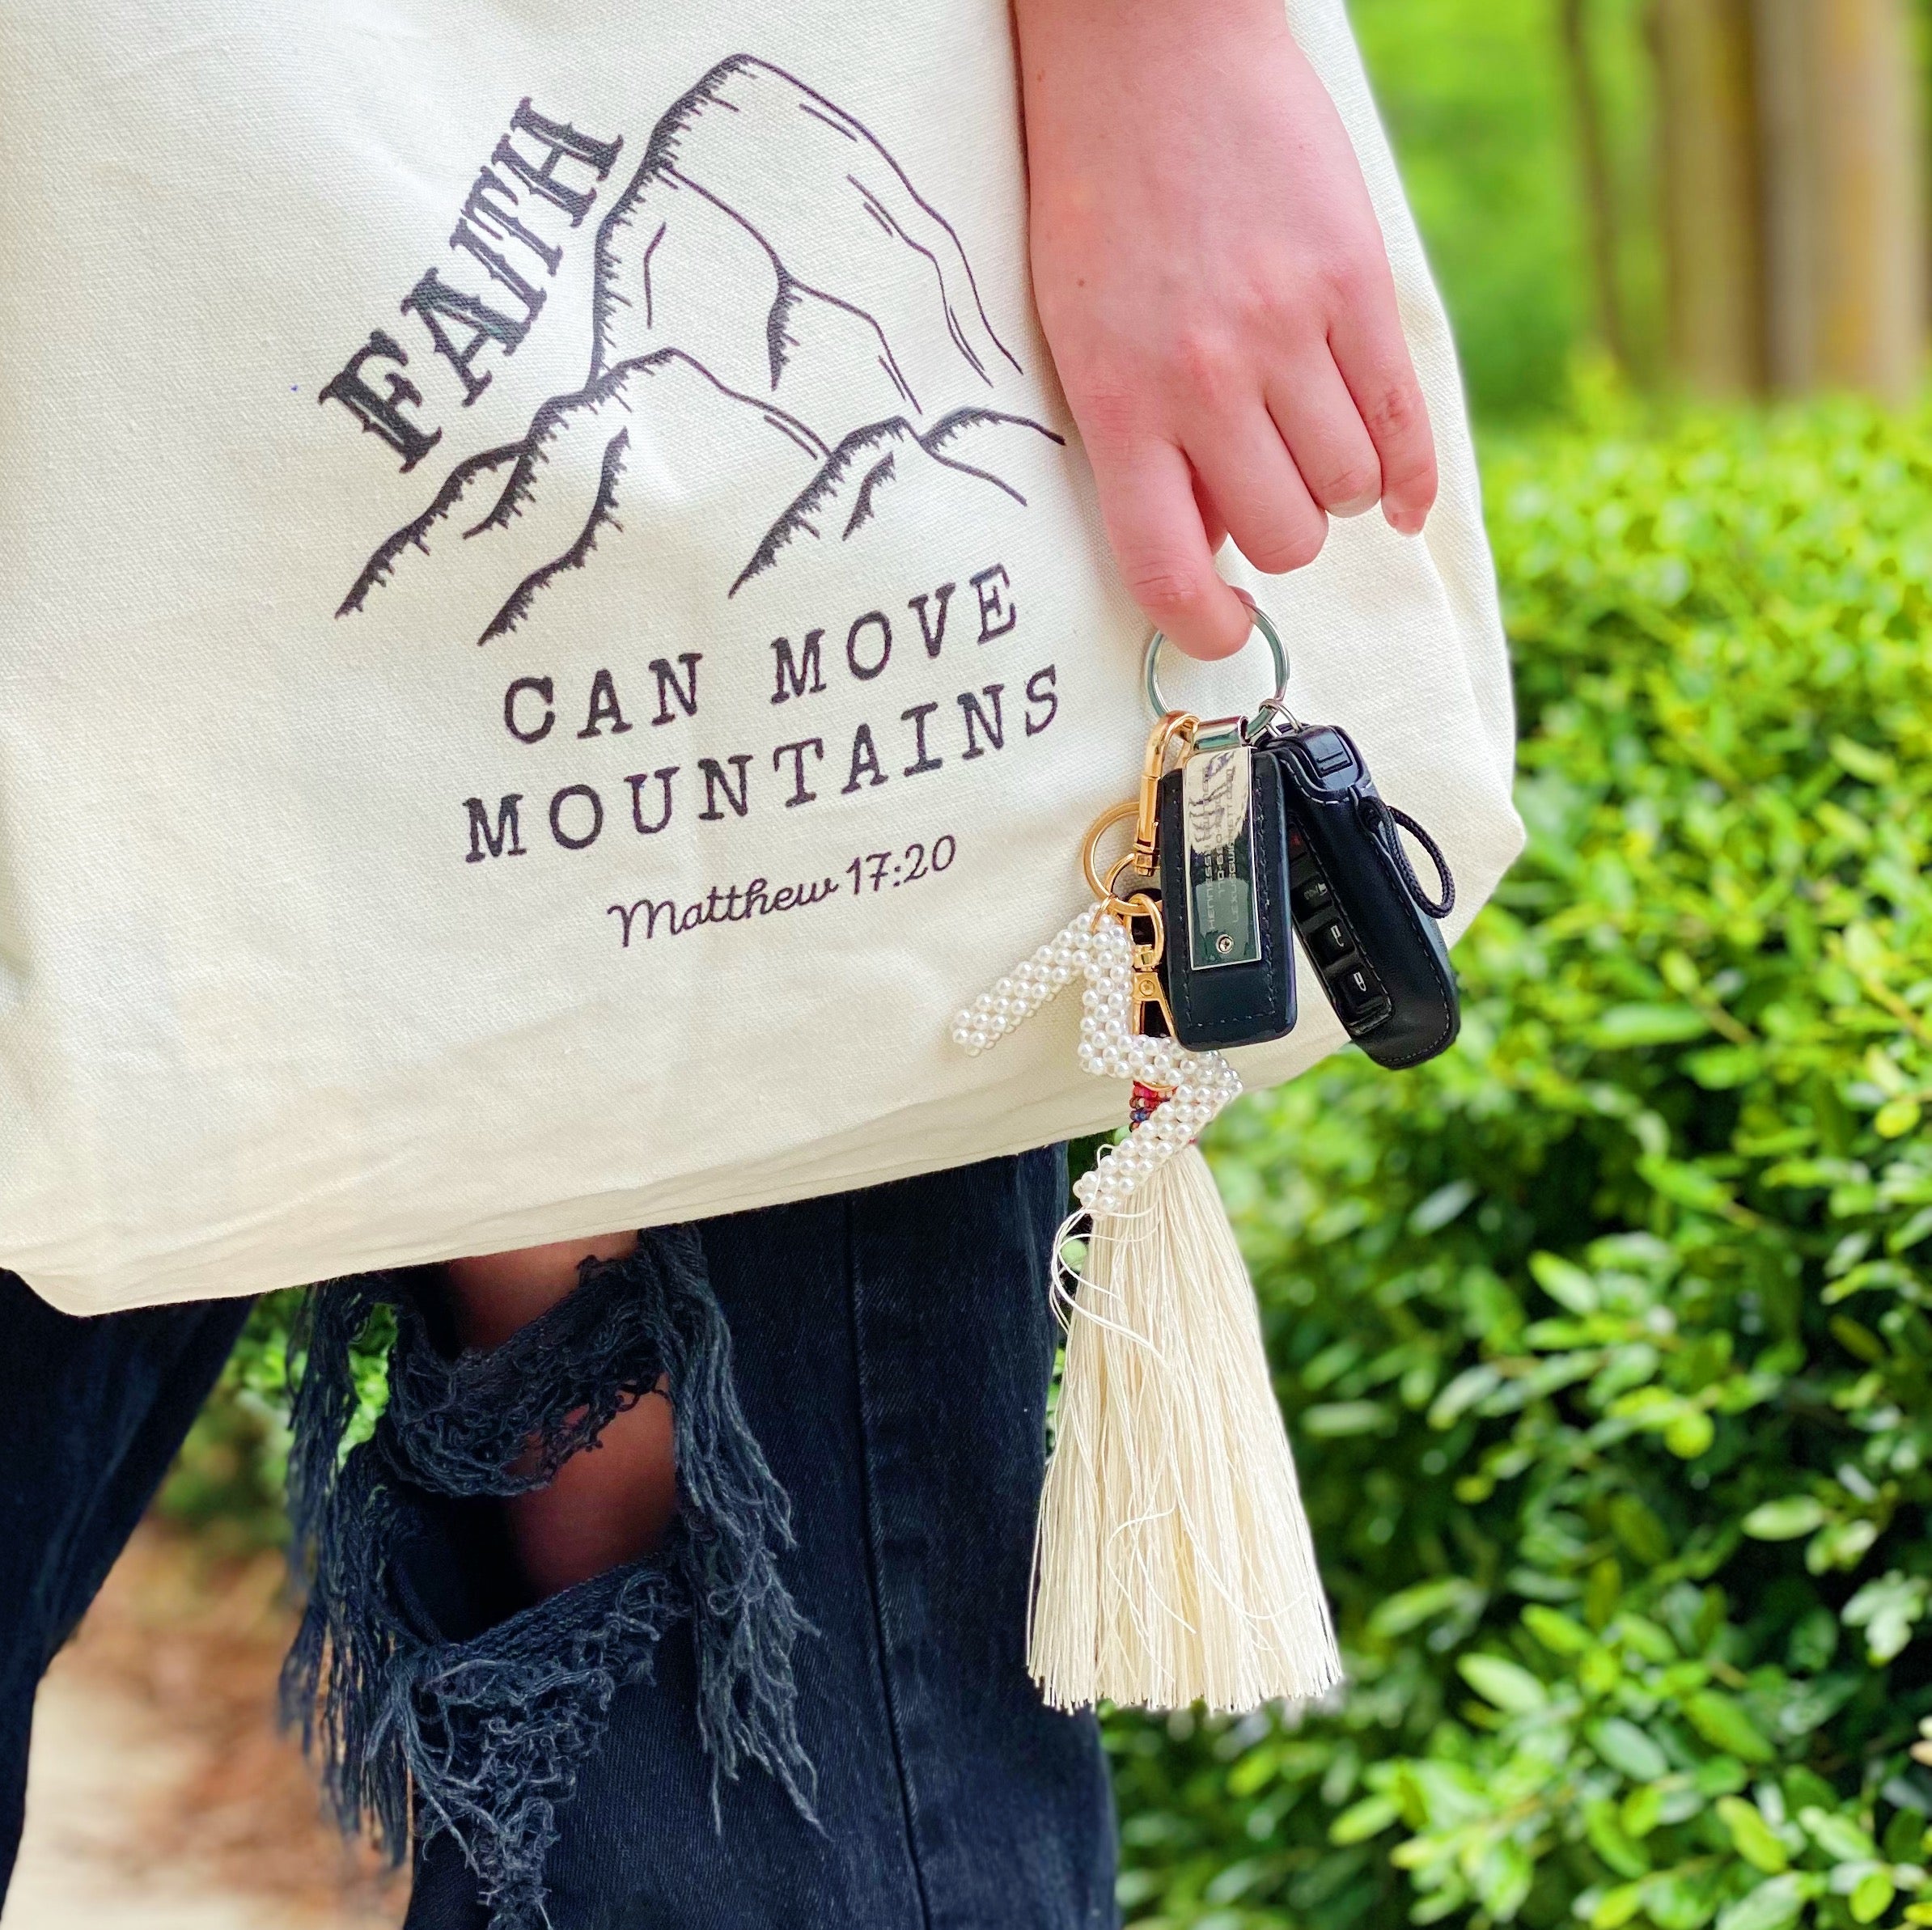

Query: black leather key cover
left=1156, top=744, right=1297, bottom=1052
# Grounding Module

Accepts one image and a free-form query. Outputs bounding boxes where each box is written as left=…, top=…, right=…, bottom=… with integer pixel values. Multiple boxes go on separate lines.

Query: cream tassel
left=953, top=908, right=1341, bottom=1712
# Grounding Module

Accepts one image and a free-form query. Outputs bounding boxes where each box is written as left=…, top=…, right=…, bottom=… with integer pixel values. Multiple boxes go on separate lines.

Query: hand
left=1015, top=0, right=1437, bottom=660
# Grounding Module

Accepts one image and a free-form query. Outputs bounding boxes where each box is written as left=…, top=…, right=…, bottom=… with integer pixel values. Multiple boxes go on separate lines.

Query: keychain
left=1154, top=715, right=1299, bottom=1053
left=1143, top=617, right=1463, bottom=1071
left=954, top=613, right=1341, bottom=1716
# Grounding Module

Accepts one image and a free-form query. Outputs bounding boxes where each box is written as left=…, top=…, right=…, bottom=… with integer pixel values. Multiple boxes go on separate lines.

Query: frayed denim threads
left=279, top=1226, right=813, bottom=1930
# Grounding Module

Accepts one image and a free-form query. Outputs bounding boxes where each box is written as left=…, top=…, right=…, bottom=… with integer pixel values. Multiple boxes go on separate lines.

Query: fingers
left=1189, top=401, right=1329, bottom=578
left=1087, top=430, right=1253, bottom=659
left=1267, top=354, right=1383, bottom=520
left=1325, top=279, right=1437, bottom=536
left=1192, top=471, right=1228, bottom=557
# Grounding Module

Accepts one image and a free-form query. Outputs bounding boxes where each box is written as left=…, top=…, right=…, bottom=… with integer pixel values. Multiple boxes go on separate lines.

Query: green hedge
left=1108, top=396, right=1932, bottom=1930
left=161, top=396, right=1932, bottom=1930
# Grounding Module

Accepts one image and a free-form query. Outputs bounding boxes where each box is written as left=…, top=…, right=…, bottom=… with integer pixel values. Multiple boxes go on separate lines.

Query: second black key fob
left=1264, top=722, right=1460, bottom=1070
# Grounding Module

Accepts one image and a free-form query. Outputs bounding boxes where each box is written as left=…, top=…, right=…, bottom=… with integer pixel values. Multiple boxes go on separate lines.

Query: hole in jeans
left=443, top=1234, right=680, bottom=1601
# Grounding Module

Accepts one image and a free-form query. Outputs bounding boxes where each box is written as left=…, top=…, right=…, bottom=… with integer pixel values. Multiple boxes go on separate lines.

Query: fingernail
left=1232, top=586, right=1256, bottom=612
left=1333, top=493, right=1379, bottom=518
left=1387, top=505, right=1428, bottom=537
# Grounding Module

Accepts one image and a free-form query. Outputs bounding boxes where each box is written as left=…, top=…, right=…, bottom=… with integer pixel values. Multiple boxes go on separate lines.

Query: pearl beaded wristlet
left=952, top=908, right=1243, bottom=1213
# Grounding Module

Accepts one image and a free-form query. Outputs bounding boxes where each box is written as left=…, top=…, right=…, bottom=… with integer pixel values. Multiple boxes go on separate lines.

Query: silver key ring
left=1143, top=606, right=1298, bottom=744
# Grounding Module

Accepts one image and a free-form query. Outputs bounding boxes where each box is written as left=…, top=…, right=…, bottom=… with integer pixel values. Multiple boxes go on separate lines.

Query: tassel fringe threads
left=956, top=908, right=1342, bottom=1713
left=1032, top=1141, right=1340, bottom=1712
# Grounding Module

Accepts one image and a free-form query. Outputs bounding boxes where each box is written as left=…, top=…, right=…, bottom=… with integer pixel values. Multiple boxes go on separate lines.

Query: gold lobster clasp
left=1121, top=889, right=1177, bottom=1039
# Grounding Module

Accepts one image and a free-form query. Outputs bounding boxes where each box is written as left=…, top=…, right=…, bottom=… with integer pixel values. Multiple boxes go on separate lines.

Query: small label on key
left=1182, top=746, right=1260, bottom=971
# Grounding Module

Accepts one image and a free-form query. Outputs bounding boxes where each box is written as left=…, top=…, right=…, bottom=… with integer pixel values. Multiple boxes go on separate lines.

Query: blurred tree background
left=150, top=5, right=1932, bottom=1929
left=1352, top=0, right=1926, bottom=424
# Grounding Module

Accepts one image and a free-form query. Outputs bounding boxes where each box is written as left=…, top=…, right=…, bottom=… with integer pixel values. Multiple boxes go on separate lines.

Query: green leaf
left=1830, top=734, right=1896, bottom=785
left=1589, top=1718, right=1670, bottom=1783
left=1799, top=1808, right=1877, bottom=1863
left=1586, top=1559, right=1624, bottom=1632
left=1876, top=1098, right=1923, bottom=1139
left=1610, top=1495, right=1674, bottom=1567
left=1328, top=1792, right=1400, bottom=1844
left=1647, top=1868, right=1723, bottom=1930
left=1301, top=1400, right=1393, bottom=1438
left=1224, top=1745, right=1277, bottom=1799
left=1664, top=1408, right=1716, bottom=1458
left=1695, top=1757, right=1751, bottom=1797
left=1530, top=1251, right=1599, bottom=1314
left=1592, top=1004, right=1713, bottom=1047
left=1686, top=1045, right=1763, bottom=1090
left=1458, top=1653, right=1549, bottom=1713
left=1741, top=1497, right=1827, bottom=1541
left=1684, top=1691, right=1775, bottom=1763
left=1429, top=1363, right=1502, bottom=1429
left=1808, top=1518, right=1880, bottom=1573
left=1850, top=1869, right=1896, bottom=1924
left=1587, top=1798, right=1651, bottom=1879
left=1617, top=1615, right=1676, bottom=1665
left=1370, top=1577, right=1482, bottom=1640
left=1716, top=1796, right=1790, bottom=1873
left=1843, top=1572, right=1931, bottom=1665
left=1621, top=1784, right=1665, bottom=1839
left=1636, top=1154, right=1742, bottom=1217
left=1410, top=1179, right=1479, bottom=1234
left=1475, top=1839, right=1536, bottom=1919
left=1592, top=1883, right=1647, bottom=1929
left=1714, top=1875, right=1808, bottom=1930
left=1523, top=1605, right=1593, bottom=1655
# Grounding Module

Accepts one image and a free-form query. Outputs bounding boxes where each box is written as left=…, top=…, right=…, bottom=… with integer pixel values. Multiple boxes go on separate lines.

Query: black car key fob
left=1264, top=722, right=1460, bottom=1070
left=1155, top=740, right=1297, bottom=1052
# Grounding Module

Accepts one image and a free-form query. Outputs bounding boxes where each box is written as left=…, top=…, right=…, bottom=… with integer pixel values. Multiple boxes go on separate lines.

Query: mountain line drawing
left=341, top=54, right=1062, bottom=642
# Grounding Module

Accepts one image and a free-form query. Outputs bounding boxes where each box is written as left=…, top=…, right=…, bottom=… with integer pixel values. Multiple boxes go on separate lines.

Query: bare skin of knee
left=444, top=1233, right=678, bottom=1600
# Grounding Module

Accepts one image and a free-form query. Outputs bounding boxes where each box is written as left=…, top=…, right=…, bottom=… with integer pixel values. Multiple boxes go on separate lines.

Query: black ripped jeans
left=0, top=1150, right=1119, bottom=1930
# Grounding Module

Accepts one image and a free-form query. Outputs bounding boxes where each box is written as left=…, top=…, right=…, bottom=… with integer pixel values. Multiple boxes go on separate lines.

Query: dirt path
left=6, top=1529, right=405, bottom=1930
